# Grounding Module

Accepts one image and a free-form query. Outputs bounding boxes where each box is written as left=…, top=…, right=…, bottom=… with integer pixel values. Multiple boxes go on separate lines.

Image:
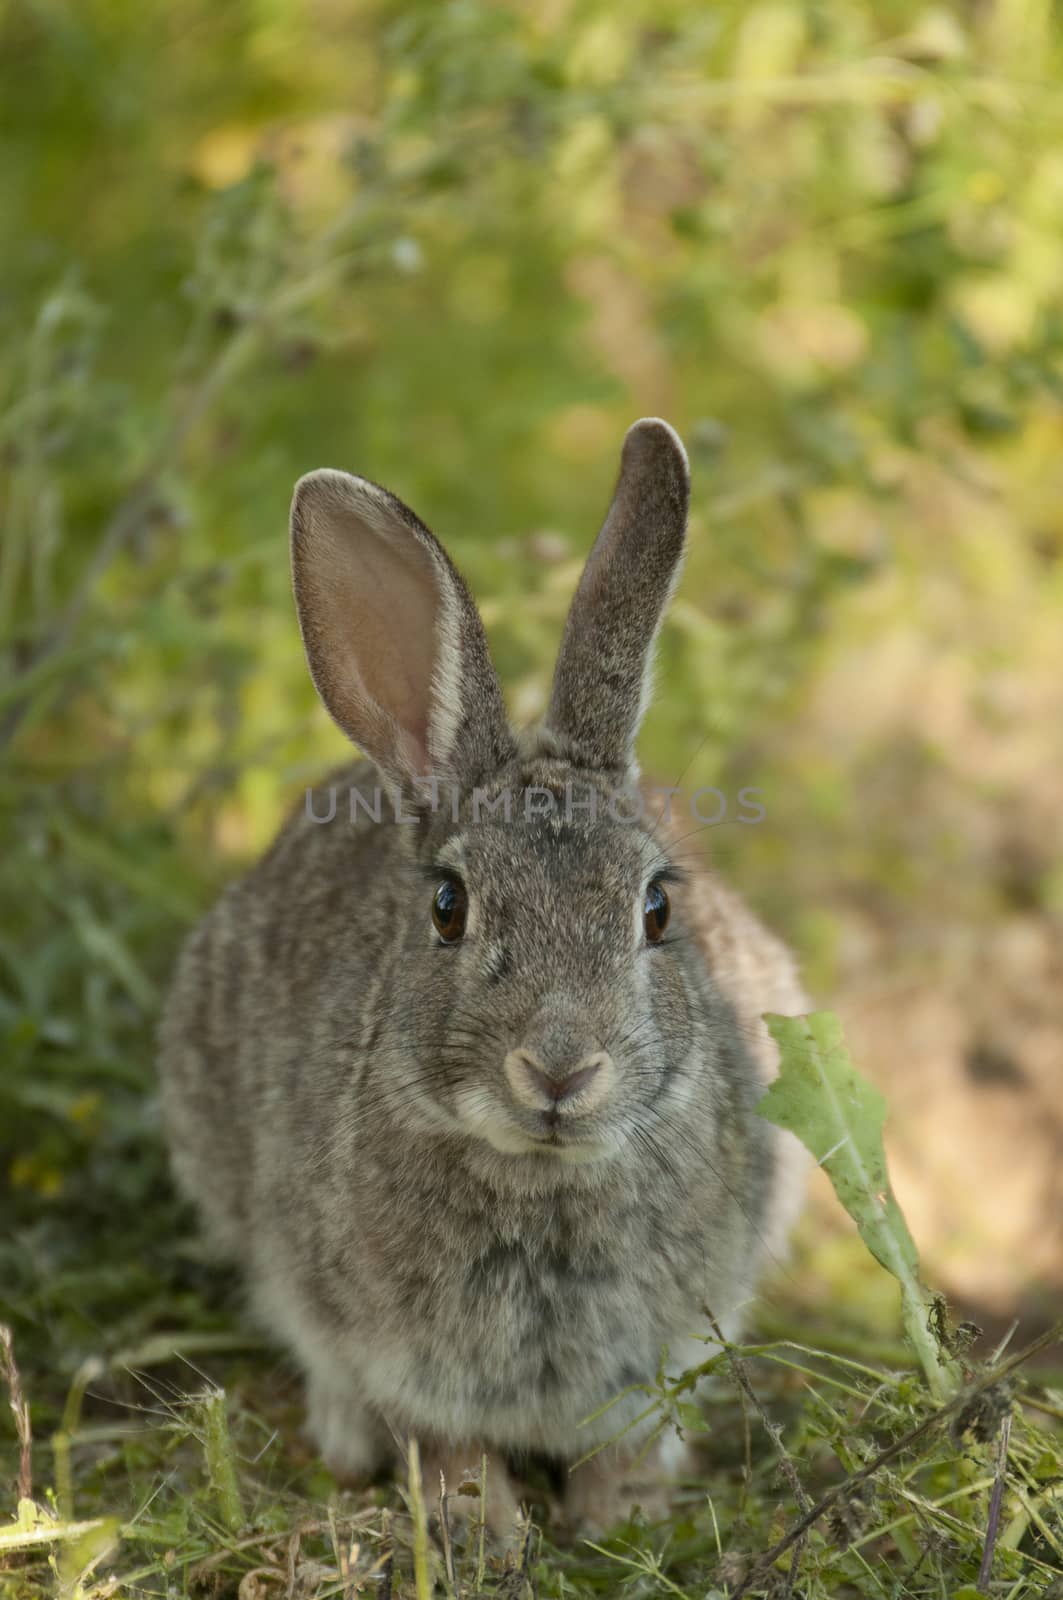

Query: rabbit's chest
left=340, top=1162, right=725, bottom=1448
left=467, top=1232, right=636, bottom=1340
left=393, top=1211, right=697, bottom=1429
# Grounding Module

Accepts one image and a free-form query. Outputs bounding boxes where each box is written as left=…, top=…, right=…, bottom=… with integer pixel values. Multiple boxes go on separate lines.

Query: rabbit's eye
left=432, top=878, right=468, bottom=943
left=644, top=880, right=670, bottom=944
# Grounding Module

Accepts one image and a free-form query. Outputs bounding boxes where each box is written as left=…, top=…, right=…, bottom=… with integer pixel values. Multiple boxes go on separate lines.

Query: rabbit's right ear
left=290, top=470, right=515, bottom=793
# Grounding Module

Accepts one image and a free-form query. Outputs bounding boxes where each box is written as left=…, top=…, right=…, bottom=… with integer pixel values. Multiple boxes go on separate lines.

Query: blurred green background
left=2, top=0, right=1063, bottom=1432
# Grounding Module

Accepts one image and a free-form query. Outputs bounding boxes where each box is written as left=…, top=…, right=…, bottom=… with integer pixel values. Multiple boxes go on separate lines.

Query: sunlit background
left=3, top=0, right=1062, bottom=1452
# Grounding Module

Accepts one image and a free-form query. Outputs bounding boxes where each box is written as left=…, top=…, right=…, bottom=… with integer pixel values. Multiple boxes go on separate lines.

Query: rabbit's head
left=290, top=421, right=745, bottom=1180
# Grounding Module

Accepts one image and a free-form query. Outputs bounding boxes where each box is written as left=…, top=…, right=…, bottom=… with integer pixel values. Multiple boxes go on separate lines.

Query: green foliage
left=760, top=1011, right=959, bottom=1399
left=2, top=0, right=1063, bottom=1596
left=197, top=1388, right=245, bottom=1537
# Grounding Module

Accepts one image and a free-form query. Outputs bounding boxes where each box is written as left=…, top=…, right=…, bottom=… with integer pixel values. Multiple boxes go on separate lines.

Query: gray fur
left=159, top=418, right=809, bottom=1528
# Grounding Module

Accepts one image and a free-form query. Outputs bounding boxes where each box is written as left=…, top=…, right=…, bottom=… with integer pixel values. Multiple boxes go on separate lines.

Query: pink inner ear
left=300, top=512, right=440, bottom=777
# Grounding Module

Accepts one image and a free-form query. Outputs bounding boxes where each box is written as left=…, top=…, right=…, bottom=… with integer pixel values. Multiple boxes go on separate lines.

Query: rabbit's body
left=160, top=421, right=808, bottom=1524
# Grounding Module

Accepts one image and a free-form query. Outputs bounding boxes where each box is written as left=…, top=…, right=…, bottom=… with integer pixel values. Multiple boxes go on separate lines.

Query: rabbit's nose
left=504, top=1049, right=614, bottom=1113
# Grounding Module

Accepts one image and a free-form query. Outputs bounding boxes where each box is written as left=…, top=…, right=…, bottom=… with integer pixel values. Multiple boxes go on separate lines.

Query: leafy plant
left=760, top=1011, right=959, bottom=1401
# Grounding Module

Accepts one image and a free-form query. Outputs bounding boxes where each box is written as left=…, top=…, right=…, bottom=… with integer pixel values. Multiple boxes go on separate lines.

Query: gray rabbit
left=159, top=419, right=809, bottom=1531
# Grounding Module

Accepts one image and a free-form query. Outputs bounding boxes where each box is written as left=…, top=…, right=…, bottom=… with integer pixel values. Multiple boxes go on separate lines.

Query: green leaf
left=0, top=1506, right=111, bottom=1551
left=758, top=1011, right=958, bottom=1400
left=674, top=1401, right=709, bottom=1435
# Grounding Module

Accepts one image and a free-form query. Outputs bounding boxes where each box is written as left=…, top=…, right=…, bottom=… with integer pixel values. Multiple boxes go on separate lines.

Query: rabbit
left=158, top=418, right=810, bottom=1533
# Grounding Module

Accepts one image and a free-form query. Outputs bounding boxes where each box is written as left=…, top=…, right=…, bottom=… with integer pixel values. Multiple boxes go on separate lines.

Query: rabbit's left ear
left=544, top=418, right=690, bottom=775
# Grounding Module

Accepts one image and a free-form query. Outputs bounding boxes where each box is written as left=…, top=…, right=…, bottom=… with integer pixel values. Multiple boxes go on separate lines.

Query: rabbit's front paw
left=305, top=1371, right=388, bottom=1482
left=564, top=1436, right=691, bottom=1535
left=416, top=1442, right=523, bottom=1543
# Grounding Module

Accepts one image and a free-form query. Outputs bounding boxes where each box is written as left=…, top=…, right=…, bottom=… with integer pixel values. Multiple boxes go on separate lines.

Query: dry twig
left=0, top=1324, right=32, bottom=1503
left=978, top=1411, right=1012, bottom=1590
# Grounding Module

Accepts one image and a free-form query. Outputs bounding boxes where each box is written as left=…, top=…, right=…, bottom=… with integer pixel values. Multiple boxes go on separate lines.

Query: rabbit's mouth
left=529, top=1122, right=614, bottom=1161
left=451, top=1084, right=624, bottom=1165
left=512, top=1125, right=623, bottom=1165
